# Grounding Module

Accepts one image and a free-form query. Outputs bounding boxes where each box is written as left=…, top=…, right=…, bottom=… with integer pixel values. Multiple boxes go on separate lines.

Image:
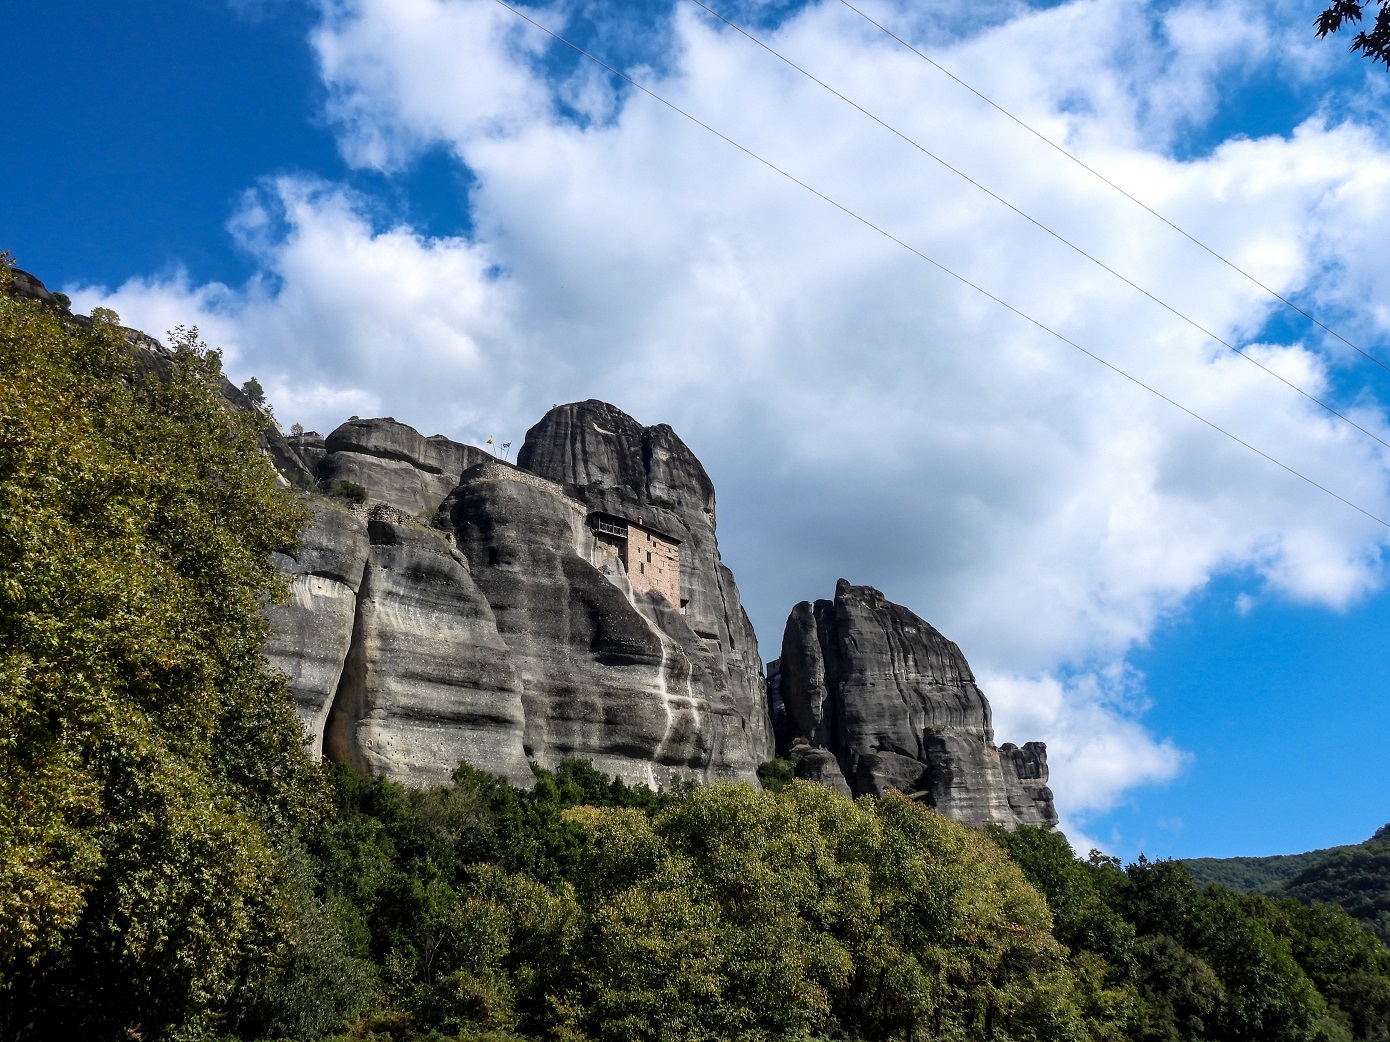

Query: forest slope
left=1184, top=826, right=1390, bottom=944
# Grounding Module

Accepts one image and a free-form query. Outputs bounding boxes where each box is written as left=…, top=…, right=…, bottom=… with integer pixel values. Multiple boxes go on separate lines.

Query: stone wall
left=624, top=522, right=681, bottom=606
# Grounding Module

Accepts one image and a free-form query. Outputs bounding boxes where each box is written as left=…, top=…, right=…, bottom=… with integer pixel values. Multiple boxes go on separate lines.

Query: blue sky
left=6, top=0, right=1390, bottom=859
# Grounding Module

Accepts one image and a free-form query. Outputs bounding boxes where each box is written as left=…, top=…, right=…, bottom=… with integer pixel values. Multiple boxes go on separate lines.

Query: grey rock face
left=319, top=417, right=492, bottom=518
left=267, top=502, right=532, bottom=786
left=1001, top=742, right=1059, bottom=827
left=264, top=402, right=772, bottom=790
left=6, top=268, right=66, bottom=309
left=217, top=373, right=318, bottom=490
left=788, top=742, right=853, bottom=798
left=286, top=431, right=327, bottom=475
left=440, top=456, right=767, bottom=787
left=324, top=513, right=532, bottom=787
left=447, top=465, right=708, bottom=786
left=775, top=580, right=1057, bottom=829
left=263, top=502, right=369, bottom=755
left=517, top=400, right=772, bottom=771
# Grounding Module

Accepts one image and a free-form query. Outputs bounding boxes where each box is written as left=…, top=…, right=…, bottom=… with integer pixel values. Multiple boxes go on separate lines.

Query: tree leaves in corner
left=1316, top=0, right=1390, bottom=67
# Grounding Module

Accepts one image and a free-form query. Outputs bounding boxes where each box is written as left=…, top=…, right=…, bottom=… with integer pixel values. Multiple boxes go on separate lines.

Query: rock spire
left=770, top=580, right=1057, bottom=829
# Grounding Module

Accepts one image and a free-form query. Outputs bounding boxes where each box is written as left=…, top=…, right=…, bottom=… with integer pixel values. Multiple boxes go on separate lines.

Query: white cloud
left=68, top=0, right=1390, bottom=847
left=981, top=668, right=1188, bottom=844
left=313, top=0, right=555, bottom=169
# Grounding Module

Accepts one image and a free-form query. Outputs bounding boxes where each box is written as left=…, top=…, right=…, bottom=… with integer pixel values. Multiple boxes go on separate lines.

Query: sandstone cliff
left=266, top=404, right=773, bottom=789
left=771, top=580, right=1057, bottom=829
left=516, top=401, right=772, bottom=782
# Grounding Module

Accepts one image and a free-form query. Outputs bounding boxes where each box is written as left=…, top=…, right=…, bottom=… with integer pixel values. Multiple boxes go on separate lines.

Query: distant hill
left=1184, top=825, right=1390, bottom=944
left=1183, top=848, right=1352, bottom=893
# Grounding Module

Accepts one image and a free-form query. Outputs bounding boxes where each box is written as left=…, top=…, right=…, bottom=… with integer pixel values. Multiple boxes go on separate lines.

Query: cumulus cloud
left=67, top=0, right=1390, bottom=846
left=313, top=0, right=555, bottom=169
left=981, top=668, right=1188, bottom=843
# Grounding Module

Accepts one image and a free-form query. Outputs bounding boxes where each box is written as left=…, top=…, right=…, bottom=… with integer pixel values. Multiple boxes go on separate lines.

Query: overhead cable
left=681, top=0, right=1390, bottom=455
left=835, top=0, right=1390, bottom=376
left=487, top=0, right=1390, bottom=532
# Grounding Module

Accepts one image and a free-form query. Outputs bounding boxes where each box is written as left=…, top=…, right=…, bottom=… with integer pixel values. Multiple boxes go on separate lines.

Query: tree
left=1317, top=1, right=1390, bottom=67
left=1282, top=836, right=1390, bottom=944
left=558, top=783, right=1087, bottom=1042
left=0, top=262, right=318, bottom=1038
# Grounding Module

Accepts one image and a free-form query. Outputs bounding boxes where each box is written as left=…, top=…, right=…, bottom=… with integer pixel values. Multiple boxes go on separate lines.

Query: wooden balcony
left=590, top=518, right=628, bottom=539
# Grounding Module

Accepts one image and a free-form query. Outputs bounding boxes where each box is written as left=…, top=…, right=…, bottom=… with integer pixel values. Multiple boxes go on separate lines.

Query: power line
left=487, top=0, right=1390, bottom=532
left=835, top=0, right=1390, bottom=377
left=679, top=0, right=1390, bottom=456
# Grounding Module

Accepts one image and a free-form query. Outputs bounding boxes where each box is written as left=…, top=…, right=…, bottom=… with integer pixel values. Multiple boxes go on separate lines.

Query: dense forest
left=1182, top=851, right=1337, bottom=895
left=4, top=260, right=1390, bottom=1042
left=1184, top=828, right=1390, bottom=945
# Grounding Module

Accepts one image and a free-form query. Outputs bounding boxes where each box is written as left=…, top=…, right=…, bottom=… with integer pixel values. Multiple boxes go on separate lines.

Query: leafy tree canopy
left=0, top=260, right=317, bottom=1038
left=1182, top=825, right=1390, bottom=946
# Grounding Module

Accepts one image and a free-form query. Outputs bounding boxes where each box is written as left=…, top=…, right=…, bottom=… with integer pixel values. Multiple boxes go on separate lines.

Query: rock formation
left=770, top=580, right=1057, bottom=829
left=315, top=417, right=492, bottom=519
left=264, top=502, right=535, bottom=787
left=263, top=501, right=369, bottom=758
left=6, top=267, right=1066, bottom=823
left=516, top=402, right=771, bottom=779
left=265, top=402, right=773, bottom=789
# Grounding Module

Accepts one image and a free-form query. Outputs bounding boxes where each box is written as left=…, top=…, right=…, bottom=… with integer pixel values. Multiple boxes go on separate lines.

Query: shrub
left=755, top=758, right=797, bottom=792
left=325, top=480, right=368, bottom=505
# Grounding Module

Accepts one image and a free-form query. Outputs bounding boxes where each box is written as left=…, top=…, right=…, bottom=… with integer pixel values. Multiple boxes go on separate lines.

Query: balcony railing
left=590, top=518, right=628, bottom=538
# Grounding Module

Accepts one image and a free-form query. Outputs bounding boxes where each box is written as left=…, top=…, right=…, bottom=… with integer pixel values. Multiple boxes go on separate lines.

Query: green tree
left=1116, top=859, right=1330, bottom=1042
left=240, top=376, right=266, bottom=406
left=1260, top=897, right=1390, bottom=1040
left=0, top=263, right=318, bottom=1039
left=991, top=827, right=1145, bottom=1039
left=559, top=783, right=1086, bottom=1042
left=1283, top=836, right=1390, bottom=945
left=324, top=479, right=368, bottom=505
left=1132, top=933, right=1225, bottom=1042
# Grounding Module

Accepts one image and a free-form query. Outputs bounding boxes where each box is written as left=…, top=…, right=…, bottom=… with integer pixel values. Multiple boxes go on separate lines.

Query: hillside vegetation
left=269, top=763, right=1390, bottom=1042
left=4, top=261, right=1390, bottom=1042
left=1184, top=827, right=1390, bottom=944
left=1182, top=851, right=1343, bottom=894
left=0, top=262, right=318, bottom=1037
